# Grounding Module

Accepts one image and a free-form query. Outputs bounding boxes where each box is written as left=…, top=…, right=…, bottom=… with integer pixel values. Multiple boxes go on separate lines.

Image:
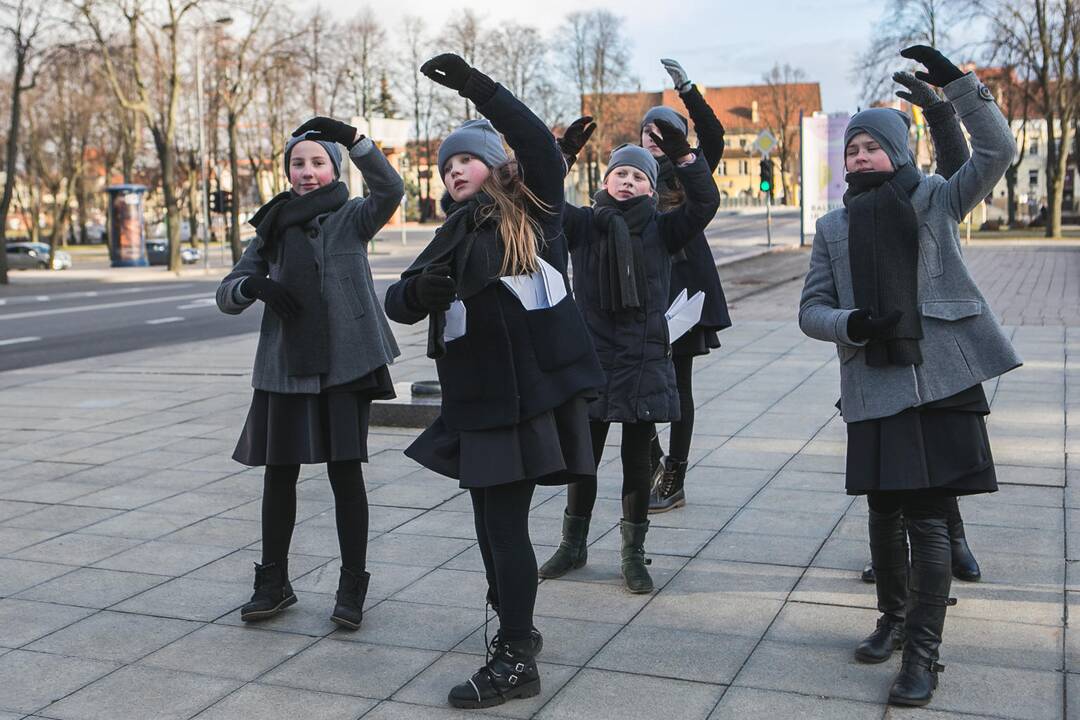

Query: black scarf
left=250, top=181, right=349, bottom=376
left=399, top=192, right=497, bottom=359
left=592, top=190, right=655, bottom=312
left=843, top=164, right=924, bottom=367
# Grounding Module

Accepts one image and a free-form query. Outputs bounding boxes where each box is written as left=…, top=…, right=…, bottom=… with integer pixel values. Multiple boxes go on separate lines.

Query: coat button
left=978, top=85, right=994, bottom=102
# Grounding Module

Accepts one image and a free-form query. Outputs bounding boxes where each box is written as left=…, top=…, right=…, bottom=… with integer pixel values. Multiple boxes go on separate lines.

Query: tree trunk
left=0, top=54, right=27, bottom=284
left=1005, top=165, right=1018, bottom=227
left=228, top=111, right=243, bottom=263
left=154, top=129, right=182, bottom=272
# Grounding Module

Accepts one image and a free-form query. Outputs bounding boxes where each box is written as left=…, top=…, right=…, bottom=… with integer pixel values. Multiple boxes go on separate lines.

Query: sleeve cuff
left=834, top=309, right=867, bottom=347
left=350, top=136, right=375, bottom=158
left=943, top=72, right=989, bottom=117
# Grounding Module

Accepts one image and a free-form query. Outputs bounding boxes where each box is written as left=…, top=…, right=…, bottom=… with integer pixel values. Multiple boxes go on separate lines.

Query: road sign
left=752, top=129, right=777, bottom=157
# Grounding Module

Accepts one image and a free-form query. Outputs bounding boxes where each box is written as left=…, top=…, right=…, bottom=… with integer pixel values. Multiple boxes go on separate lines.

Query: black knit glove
left=847, top=309, right=902, bottom=342
left=291, top=116, right=360, bottom=147
left=892, top=71, right=940, bottom=108
left=241, top=275, right=302, bottom=319
left=661, top=58, right=692, bottom=93
left=421, top=53, right=497, bottom=104
left=900, top=45, right=965, bottom=87
left=557, top=116, right=596, bottom=160
left=648, top=118, right=693, bottom=162
left=406, top=266, right=456, bottom=312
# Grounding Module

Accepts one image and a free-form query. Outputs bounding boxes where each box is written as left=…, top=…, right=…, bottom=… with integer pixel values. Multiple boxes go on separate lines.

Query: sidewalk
left=0, top=245, right=1075, bottom=719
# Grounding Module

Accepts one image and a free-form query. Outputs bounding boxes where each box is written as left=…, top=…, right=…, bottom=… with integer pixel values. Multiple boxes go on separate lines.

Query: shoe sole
left=330, top=614, right=361, bottom=630
left=240, top=594, right=297, bottom=622
left=448, top=679, right=541, bottom=709
left=647, top=498, right=686, bottom=514
left=537, top=558, right=586, bottom=579
left=888, top=694, right=932, bottom=707
left=953, top=571, right=981, bottom=582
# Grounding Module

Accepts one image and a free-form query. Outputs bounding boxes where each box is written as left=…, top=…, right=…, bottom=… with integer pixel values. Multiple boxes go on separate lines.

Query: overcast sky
left=321, top=0, right=987, bottom=114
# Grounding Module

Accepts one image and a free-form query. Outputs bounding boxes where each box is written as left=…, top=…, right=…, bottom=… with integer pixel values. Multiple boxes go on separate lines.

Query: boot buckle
left=514, top=662, right=526, bottom=673
left=945, top=597, right=957, bottom=606
left=508, top=674, right=519, bottom=686
left=931, top=661, right=945, bottom=673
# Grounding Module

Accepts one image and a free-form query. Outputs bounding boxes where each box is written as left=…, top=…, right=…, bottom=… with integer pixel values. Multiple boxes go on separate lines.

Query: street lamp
left=194, top=15, right=233, bottom=272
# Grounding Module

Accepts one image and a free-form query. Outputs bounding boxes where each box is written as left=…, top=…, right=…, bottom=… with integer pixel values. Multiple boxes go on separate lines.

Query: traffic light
left=208, top=190, right=220, bottom=213
left=759, top=158, right=773, bottom=194
left=209, top=190, right=233, bottom=214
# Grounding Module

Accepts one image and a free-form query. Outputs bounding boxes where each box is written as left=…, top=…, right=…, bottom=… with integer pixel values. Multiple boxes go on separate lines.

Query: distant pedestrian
left=857, top=71, right=983, bottom=586
left=540, top=116, right=721, bottom=593
left=216, top=117, right=404, bottom=631
left=799, top=47, right=1021, bottom=707
left=384, top=53, right=604, bottom=710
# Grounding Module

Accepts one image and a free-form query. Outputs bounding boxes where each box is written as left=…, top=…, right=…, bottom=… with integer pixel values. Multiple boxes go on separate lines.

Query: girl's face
left=289, top=141, right=336, bottom=195
left=845, top=133, right=894, bottom=173
left=444, top=153, right=491, bottom=202
left=640, top=123, right=664, bottom=158
left=603, top=165, right=653, bottom=200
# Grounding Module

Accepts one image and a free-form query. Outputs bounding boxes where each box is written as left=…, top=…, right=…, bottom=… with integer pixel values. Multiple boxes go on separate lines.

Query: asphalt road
left=0, top=211, right=803, bottom=372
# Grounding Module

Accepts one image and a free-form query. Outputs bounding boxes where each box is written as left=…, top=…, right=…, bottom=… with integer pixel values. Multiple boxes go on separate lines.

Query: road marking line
left=176, top=298, right=217, bottom=310
left=0, top=284, right=194, bottom=307
left=0, top=336, right=41, bottom=346
left=0, top=292, right=210, bottom=320
left=146, top=316, right=185, bottom=325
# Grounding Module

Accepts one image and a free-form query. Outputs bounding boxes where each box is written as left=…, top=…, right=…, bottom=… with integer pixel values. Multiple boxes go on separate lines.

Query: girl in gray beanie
left=385, top=52, right=604, bottom=711
left=540, top=116, right=720, bottom=596
left=799, top=46, right=1020, bottom=708
left=217, top=115, right=404, bottom=634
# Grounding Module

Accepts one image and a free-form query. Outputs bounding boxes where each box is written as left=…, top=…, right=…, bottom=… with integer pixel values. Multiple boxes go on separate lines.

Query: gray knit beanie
left=437, top=119, right=508, bottom=175
left=844, top=108, right=915, bottom=169
left=641, top=105, right=689, bottom=136
left=283, top=132, right=343, bottom=178
left=604, top=144, right=659, bottom=189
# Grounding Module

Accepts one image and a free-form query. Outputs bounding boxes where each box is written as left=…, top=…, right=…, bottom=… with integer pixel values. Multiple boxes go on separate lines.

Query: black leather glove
left=847, top=309, right=903, bottom=342
left=557, top=116, right=596, bottom=160
left=900, top=45, right=965, bottom=87
left=421, top=53, right=473, bottom=92
left=406, top=266, right=456, bottom=312
left=241, top=275, right=302, bottom=319
left=291, top=116, right=360, bottom=147
left=648, top=118, right=693, bottom=162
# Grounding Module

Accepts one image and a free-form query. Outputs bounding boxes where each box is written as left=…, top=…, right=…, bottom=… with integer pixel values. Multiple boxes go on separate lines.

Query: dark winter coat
left=384, top=85, right=604, bottom=432
left=565, top=152, right=721, bottom=423
left=659, top=86, right=732, bottom=349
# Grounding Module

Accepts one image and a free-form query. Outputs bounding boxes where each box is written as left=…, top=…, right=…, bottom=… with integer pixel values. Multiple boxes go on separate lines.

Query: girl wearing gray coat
left=216, top=117, right=403, bottom=632
left=798, top=47, right=1020, bottom=708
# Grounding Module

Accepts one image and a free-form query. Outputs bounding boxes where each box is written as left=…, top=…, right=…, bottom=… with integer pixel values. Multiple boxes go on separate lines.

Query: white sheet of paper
left=500, top=257, right=568, bottom=311
left=444, top=299, right=467, bottom=342
left=665, top=290, right=705, bottom=342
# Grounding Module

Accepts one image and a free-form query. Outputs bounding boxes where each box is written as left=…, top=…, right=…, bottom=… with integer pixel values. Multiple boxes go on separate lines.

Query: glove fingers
left=292, top=119, right=319, bottom=137
left=581, top=123, right=596, bottom=142
left=914, top=70, right=934, bottom=83
left=895, top=90, right=913, bottom=102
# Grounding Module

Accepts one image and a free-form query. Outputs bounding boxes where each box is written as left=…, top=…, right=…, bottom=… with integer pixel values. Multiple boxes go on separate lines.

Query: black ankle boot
left=538, top=512, right=590, bottom=578
left=648, top=458, right=687, bottom=514
left=448, top=637, right=541, bottom=709
left=889, top=517, right=955, bottom=707
left=240, top=561, right=297, bottom=622
left=855, top=509, right=907, bottom=663
left=331, top=567, right=370, bottom=630
left=486, top=589, right=543, bottom=657
left=948, top=510, right=981, bottom=582
left=620, top=519, right=654, bottom=593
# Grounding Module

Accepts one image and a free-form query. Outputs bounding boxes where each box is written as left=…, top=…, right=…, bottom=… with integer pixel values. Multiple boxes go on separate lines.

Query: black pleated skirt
left=233, top=366, right=395, bottom=467
left=671, top=325, right=722, bottom=358
left=405, top=393, right=596, bottom=489
left=845, top=384, right=997, bottom=496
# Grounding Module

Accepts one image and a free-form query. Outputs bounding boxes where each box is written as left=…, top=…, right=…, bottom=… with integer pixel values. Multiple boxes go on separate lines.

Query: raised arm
left=657, top=151, right=721, bottom=253
left=347, top=138, right=405, bottom=240
left=663, top=58, right=725, bottom=172
left=894, top=71, right=969, bottom=180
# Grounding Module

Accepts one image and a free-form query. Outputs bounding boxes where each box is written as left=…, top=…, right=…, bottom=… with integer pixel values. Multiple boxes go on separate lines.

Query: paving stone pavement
left=0, top=243, right=1076, bottom=720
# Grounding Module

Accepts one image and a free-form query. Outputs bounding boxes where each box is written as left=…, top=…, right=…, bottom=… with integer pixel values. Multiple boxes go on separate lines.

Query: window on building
left=739, top=160, right=749, bottom=175
left=720, top=161, right=727, bottom=175
left=1029, top=169, right=1039, bottom=185
left=738, top=138, right=747, bottom=148
left=1029, top=141, right=1038, bottom=156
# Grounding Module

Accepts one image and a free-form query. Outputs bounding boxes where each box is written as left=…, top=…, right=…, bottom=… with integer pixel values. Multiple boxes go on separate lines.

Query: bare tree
left=854, top=0, right=965, bottom=104
left=447, top=9, right=487, bottom=120
left=554, top=9, right=632, bottom=196
left=0, top=0, right=57, bottom=284
left=974, top=0, right=1078, bottom=236
left=485, top=23, right=548, bottom=110
left=761, top=63, right=809, bottom=205
left=399, top=15, right=441, bottom=220
left=74, top=0, right=207, bottom=271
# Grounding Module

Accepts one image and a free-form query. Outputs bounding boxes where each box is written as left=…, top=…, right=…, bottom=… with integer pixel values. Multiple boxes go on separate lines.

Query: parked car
left=146, top=241, right=201, bottom=266
left=6, top=242, right=72, bottom=270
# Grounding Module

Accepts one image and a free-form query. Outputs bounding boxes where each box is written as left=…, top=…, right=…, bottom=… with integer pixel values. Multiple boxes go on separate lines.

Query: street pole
left=766, top=189, right=773, bottom=248
left=195, top=27, right=211, bottom=272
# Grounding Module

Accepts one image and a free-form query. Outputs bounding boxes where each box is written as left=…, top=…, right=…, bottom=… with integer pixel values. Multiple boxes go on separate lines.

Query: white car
left=6, top=242, right=71, bottom=270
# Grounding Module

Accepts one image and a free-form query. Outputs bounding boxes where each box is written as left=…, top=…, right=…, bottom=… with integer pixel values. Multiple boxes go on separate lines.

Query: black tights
left=567, top=421, right=655, bottom=523
left=867, top=491, right=958, bottom=520
left=470, top=479, right=537, bottom=642
left=261, top=460, right=370, bottom=571
left=650, top=355, right=694, bottom=462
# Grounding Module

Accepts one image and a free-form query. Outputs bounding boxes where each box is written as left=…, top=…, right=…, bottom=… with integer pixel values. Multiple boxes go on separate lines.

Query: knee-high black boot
left=889, top=517, right=955, bottom=707
left=855, top=509, right=907, bottom=663
left=947, top=500, right=981, bottom=581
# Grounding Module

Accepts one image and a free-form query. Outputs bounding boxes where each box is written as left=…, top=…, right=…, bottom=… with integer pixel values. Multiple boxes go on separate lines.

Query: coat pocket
left=330, top=251, right=369, bottom=319
left=337, top=275, right=367, bottom=319
left=920, top=223, right=943, bottom=278
left=525, top=296, right=592, bottom=371
left=921, top=299, right=982, bottom=322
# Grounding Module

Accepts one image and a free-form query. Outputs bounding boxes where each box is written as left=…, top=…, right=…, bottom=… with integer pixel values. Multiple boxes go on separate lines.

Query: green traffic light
left=760, top=181, right=771, bottom=192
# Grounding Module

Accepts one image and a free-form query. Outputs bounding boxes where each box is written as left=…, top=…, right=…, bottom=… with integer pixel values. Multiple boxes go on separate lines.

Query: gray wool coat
left=216, top=138, right=403, bottom=394
left=799, top=72, right=1022, bottom=423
